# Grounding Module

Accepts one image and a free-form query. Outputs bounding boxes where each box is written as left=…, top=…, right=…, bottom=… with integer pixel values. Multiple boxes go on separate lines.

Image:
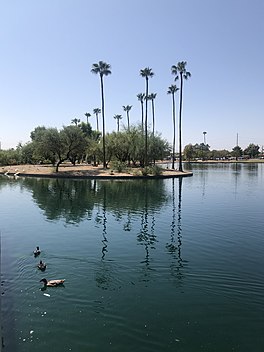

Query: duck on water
left=34, top=246, right=41, bottom=256
left=40, top=278, right=65, bottom=287
left=37, top=260, right=46, bottom=271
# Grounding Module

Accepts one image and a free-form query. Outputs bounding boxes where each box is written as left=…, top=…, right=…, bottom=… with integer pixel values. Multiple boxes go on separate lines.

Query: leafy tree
left=148, top=93, right=157, bottom=136
left=232, top=145, right=243, bottom=160
left=148, top=133, right=170, bottom=164
left=20, top=142, right=36, bottom=164
left=137, top=93, right=145, bottom=133
left=93, top=108, right=101, bottom=131
left=113, top=114, right=122, bottom=132
left=171, top=61, right=191, bottom=172
left=123, top=105, right=132, bottom=131
left=183, top=144, right=195, bottom=161
left=167, top=84, right=179, bottom=169
left=30, top=126, right=57, bottom=164
left=107, top=132, right=130, bottom=163
left=78, top=121, right=92, bottom=138
left=0, top=148, right=20, bottom=166
left=140, top=67, right=154, bottom=166
left=32, top=126, right=87, bottom=171
left=244, top=143, right=260, bottom=158
left=91, top=61, right=112, bottom=168
left=61, top=126, right=87, bottom=166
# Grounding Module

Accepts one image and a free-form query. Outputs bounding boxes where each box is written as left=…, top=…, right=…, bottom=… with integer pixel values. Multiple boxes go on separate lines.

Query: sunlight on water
left=1, top=164, right=264, bottom=351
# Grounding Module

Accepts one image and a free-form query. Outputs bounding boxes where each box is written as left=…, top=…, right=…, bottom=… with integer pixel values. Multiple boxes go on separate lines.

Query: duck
left=33, top=246, right=41, bottom=256
left=37, top=260, right=46, bottom=271
left=40, top=278, right=65, bottom=287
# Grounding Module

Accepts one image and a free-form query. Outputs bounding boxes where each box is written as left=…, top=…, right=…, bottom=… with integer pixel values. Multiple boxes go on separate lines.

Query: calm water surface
left=1, top=163, right=264, bottom=352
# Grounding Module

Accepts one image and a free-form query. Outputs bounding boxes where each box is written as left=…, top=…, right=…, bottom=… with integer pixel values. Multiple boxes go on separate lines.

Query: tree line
left=183, top=143, right=261, bottom=161
left=0, top=122, right=169, bottom=172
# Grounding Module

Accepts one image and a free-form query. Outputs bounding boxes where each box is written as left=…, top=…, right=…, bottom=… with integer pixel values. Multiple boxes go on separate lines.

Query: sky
left=1, top=0, right=264, bottom=151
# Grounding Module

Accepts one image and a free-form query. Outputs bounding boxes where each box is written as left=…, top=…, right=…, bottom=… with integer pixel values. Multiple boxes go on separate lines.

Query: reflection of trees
left=5, top=177, right=168, bottom=226
left=22, top=178, right=96, bottom=224
left=167, top=177, right=186, bottom=282
left=137, top=182, right=158, bottom=282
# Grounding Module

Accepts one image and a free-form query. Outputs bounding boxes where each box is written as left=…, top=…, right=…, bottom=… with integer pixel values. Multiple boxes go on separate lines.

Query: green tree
left=78, top=121, right=92, bottom=138
left=232, top=145, right=243, bottom=160
left=113, top=114, right=123, bottom=132
left=32, top=126, right=87, bottom=172
left=244, top=143, right=260, bottom=158
left=167, top=84, right=179, bottom=169
left=123, top=105, right=132, bottom=131
left=93, top=108, right=101, bottom=131
left=183, top=144, right=195, bottom=162
left=91, top=61, right=112, bottom=168
left=140, top=67, right=154, bottom=166
left=137, top=93, right=145, bottom=133
left=171, top=61, right=191, bottom=172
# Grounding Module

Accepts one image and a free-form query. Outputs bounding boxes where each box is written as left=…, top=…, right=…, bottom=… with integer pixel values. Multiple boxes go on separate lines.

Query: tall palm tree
left=123, top=105, right=132, bottom=131
left=84, top=112, right=91, bottom=125
left=71, top=118, right=80, bottom=126
left=167, top=84, right=179, bottom=169
left=91, top=61, right=111, bottom=168
left=140, top=67, right=154, bottom=166
left=113, top=114, right=122, bottom=132
left=93, top=108, right=101, bottom=131
left=171, top=61, right=191, bottom=172
left=148, top=93, right=157, bottom=136
left=137, top=93, right=145, bottom=133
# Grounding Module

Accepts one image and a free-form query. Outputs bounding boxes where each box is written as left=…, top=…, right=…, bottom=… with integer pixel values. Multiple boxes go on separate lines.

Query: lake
left=1, top=163, right=264, bottom=352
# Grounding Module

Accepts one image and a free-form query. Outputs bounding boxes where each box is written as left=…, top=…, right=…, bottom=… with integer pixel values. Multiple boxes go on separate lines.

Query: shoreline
left=0, top=164, right=193, bottom=179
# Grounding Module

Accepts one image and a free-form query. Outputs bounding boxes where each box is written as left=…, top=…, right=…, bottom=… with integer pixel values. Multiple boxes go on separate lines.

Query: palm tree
left=167, top=84, right=179, bottom=169
left=137, top=93, right=145, bottom=132
left=148, top=93, right=157, bottom=136
left=71, top=118, right=80, bottom=126
left=123, top=105, right=132, bottom=131
left=140, top=67, right=154, bottom=166
left=93, top=108, right=101, bottom=131
left=113, top=114, right=122, bottom=132
left=91, top=61, right=111, bottom=168
left=84, top=112, right=91, bottom=125
left=171, top=61, right=191, bottom=172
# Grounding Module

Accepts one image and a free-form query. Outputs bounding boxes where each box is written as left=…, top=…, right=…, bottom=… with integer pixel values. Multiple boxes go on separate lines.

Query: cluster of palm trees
left=91, top=60, right=191, bottom=170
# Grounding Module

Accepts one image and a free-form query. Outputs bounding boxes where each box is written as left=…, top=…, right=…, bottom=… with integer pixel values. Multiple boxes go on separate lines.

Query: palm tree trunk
left=141, top=101, right=144, bottom=134
left=145, top=79, right=149, bottom=166
left=96, top=114, right=99, bottom=131
left=127, top=112, right=130, bottom=131
left=152, top=99, right=155, bottom=136
left=179, top=73, right=183, bottom=172
left=172, top=93, right=176, bottom=169
left=100, top=74, right=106, bottom=168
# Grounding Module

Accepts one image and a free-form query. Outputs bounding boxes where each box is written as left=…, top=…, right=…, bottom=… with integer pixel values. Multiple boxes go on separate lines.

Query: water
left=1, top=163, right=264, bottom=352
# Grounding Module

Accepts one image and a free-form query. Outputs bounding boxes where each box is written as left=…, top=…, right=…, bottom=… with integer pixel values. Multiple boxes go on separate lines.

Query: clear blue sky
left=1, top=0, right=264, bottom=151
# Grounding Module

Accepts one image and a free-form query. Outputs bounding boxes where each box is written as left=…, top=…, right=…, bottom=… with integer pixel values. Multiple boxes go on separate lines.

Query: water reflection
left=166, top=177, right=186, bottom=282
left=137, top=183, right=158, bottom=283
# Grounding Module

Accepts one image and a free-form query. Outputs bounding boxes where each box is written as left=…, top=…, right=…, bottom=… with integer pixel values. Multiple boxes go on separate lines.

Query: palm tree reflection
left=137, top=183, right=157, bottom=282
left=166, top=177, right=186, bottom=281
